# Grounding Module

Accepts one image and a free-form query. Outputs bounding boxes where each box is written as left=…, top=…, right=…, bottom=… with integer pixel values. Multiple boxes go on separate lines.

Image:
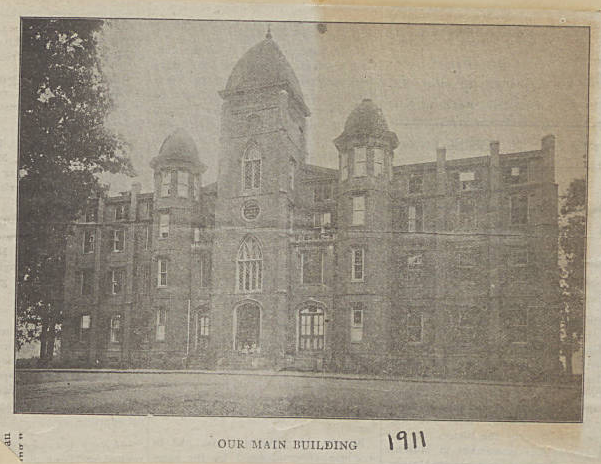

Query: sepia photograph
left=13, top=17, right=588, bottom=423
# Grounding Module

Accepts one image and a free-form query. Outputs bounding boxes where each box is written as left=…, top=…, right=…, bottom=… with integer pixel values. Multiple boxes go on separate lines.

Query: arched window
left=243, top=145, right=261, bottom=190
left=299, top=305, right=325, bottom=351
left=237, top=236, right=263, bottom=292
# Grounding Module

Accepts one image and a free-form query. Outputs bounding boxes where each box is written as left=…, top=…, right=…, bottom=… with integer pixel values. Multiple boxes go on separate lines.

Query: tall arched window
left=243, top=145, right=261, bottom=190
left=237, top=236, right=263, bottom=292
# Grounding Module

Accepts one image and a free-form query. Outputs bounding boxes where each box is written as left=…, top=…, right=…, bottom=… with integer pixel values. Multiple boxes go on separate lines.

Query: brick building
left=60, top=32, right=559, bottom=379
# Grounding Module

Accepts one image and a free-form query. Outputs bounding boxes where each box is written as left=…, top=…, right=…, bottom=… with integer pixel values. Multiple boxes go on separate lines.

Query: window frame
left=80, top=269, right=94, bottom=296
left=110, top=268, right=124, bottom=295
left=406, top=252, right=424, bottom=286
left=157, top=259, right=168, bottom=288
left=159, top=212, right=169, bottom=239
left=109, top=314, right=121, bottom=344
left=350, top=306, right=364, bottom=343
left=373, top=148, right=385, bottom=177
left=300, top=249, right=324, bottom=285
left=406, top=311, right=424, bottom=344
left=407, top=203, right=424, bottom=233
left=509, top=247, right=529, bottom=267
left=353, top=147, right=367, bottom=177
left=177, top=170, right=189, bottom=198
left=408, top=174, right=423, bottom=195
left=156, top=308, right=167, bottom=341
left=351, top=247, right=365, bottom=282
left=161, top=171, right=172, bottom=197
left=83, top=229, right=95, bottom=254
left=112, top=229, right=124, bottom=253
left=243, top=145, right=262, bottom=191
left=79, top=314, right=91, bottom=343
left=115, top=203, right=128, bottom=221
left=352, top=195, right=366, bottom=226
left=236, top=236, right=263, bottom=293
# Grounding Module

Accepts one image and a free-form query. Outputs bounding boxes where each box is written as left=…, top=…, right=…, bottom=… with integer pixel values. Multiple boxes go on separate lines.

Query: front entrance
left=235, top=302, right=261, bottom=353
left=299, top=305, right=325, bottom=351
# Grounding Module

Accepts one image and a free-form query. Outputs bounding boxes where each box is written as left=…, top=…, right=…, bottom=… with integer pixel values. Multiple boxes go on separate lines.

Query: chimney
left=490, top=141, right=500, bottom=157
left=130, top=182, right=142, bottom=221
left=541, top=135, right=555, bottom=183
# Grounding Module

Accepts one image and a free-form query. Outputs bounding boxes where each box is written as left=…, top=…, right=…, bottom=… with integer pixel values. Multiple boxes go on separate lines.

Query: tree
left=17, top=19, right=133, bottom=364
left=558, top=178, right=586, bottom=375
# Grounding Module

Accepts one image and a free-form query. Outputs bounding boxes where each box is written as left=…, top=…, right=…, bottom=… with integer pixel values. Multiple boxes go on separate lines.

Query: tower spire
left=266, top=25, right=272, bottom=39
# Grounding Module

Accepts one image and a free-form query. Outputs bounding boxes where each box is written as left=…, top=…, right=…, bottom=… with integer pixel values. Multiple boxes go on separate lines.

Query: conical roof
left=150, top=128, right=203, bottom=170
left=342, top=99, right=389, bottom=137
left=335, top=99, right=398, bottom=149
left=223, top=32, right=307, bottom=113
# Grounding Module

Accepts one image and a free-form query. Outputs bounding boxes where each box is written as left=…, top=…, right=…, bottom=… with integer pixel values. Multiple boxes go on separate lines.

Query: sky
left=98, top=20, right=589, bottom=195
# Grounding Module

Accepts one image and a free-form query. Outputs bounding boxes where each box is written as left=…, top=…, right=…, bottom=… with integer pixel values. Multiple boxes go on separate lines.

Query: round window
left=242, top=200, right=260, bottom=220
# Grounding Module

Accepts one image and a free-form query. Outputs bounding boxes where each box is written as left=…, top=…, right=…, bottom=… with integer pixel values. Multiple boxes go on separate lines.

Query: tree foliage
left=559, top=177, right=586, bottom=374
left=17, top=19, right=133, bottom=359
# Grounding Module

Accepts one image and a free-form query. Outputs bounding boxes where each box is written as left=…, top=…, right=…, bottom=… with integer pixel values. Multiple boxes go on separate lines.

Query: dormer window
left=177, top=170, right=189, bottom=198
left=161, top=171, right=172, bottom=197
left=243, top=145, right=261, bottom=190
left=354, top=147, right=366, bottom=177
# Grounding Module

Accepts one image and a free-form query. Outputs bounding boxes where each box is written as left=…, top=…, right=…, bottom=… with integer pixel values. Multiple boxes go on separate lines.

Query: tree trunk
left=38, top=316, right=48, bottom=366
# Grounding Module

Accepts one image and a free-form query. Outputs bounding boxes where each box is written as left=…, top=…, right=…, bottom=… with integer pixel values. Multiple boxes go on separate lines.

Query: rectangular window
left=407, top=311, right=423, bottom=343
left=161, top=171, right=172, bottom=197
left=110, top=314, right=121, bottom=343
left=200, top=253, right=211, bottom=288
left=510, top=195, right=528, bottom=225
left=459, top=171, right=478, bottom=191
left=140, top=264, right=151, bottom=294
left=158, top=259, right=168, bottom=287
left=81, top=269, right=94, bottom=296
left=138, top=201, right=150, bottom=220
left=351, top=248, right=364, bottom=282
left=509, top=247, right=529, bottom=266
left=350, top=306, right=364, bottom=343
left=458, top=197, right=476, bottom=229
left=84, top=206, right=97, bottom=223
left=156, top=308, right=166, bottom=341
left=83, top=230, right=95, bottom=254
left=506, top=309, right=528, bottom=344
left=373, top=148, right=384, bottom=176
left=407, top=253, right=423, bottom=286
left=354, top=147, right=366, bottom=177
left=199, top=315, right=210, bottom=337
left=194, top=227, right=201, bottom=244
left=110, top=269, right=124, bottom=295
left=144, top=225, right=151, bottom=250
left=177, top=170, right=189, bottom=198
left=504, top=164, right=528, bottom=184
left=159, top=213, right=169, bottom=238
left=352, top=195, right=365, bottom=226
left=115, top=204, right=128, bottom=221
left=301, top=249, right=323, bottom=285
left=80, top=315, right=91, bottom=343
left=408, top=175, right=423, bottom=194
left=407, top=204, right=423, bottom=233
left=314, top=184, right=332, bottom=202
left=341, top=153, right=349, bottom=181
left=113, top=229, right=124, bottom=252
left=313, top=212, right=332, bottom=229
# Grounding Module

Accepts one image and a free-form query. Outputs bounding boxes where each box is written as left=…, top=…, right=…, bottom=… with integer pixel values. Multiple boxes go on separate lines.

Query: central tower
left=211, top=30, right=310, bottom=366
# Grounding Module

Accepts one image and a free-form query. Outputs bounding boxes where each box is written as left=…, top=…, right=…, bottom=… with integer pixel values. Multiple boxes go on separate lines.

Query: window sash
left=177, top=170, right=189, bottom=197
left=407, top=312, right=423, bottom=343
left=351, top=248, right=364, bottom=281
left=408, top=175, right=423, bottom=194
left=111, top=269, right=123, bottom=294
left=354, top=147, right=367, bottom=177
left=113, top=230, right=124, bottom=252
left=341, top=153, right=348, bottom=181
left=83, top=230, right=95, bottom=254
left=161, top=171, right=171, bottom=197
left=158, top=260, right=168, bottom=287
left=110, top=315, right=121, bottom=343
left=301, top=250, right=323, bottom=285
left=352, top=196, right=365, bottom=226
left=373, top=148, right=384, bottom=176
left=159, top=213, right=169, bottom=238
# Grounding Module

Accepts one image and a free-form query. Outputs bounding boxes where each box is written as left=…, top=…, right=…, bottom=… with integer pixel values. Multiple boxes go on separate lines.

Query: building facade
left=60, top=32, right=559, bottom=379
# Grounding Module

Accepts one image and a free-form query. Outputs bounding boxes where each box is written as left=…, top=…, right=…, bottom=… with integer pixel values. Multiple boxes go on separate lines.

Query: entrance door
left=299, top=306, right=324, bottom=351
left=236, top=303, right=261, bottom=352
